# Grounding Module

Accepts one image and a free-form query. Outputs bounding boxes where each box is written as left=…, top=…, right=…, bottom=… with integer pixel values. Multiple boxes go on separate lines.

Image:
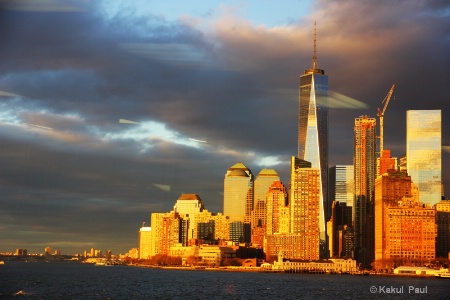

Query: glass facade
left=406, top=110, right=441, bottom=206
left=298, top=68, right=328, bottom=243
left=329, top=165, right=354, bottom=220
left=223, top=162, right=253, bottom=243
left=353, top=116, right=377, bottom=267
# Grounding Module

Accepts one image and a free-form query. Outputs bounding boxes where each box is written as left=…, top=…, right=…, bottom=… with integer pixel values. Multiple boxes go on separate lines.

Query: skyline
left=0, top=0, right=449, bottom=254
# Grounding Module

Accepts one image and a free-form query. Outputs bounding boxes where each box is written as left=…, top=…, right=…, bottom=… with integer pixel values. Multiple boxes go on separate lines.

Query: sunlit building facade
left=329, top=165, right=354, bottom=210
left=353, top=116, right=377, bottom=267
left=223, top=162, right=253, bottom=243
left=139, top=226, right=152, bottom=259
left=385, top=198, right=436, bottom=260
left=173, top=194, right=205, bottom=240
left=289, top=157, right=321, bottom=260
left=374, top=170, right=412, bottom=261
left=265, top=181, right=288, bottom=236
left=253, top=169, right=280, bottom=227
left=377, top=149, right=398, bottom=176
left=406, top=110, right=441, bottom=206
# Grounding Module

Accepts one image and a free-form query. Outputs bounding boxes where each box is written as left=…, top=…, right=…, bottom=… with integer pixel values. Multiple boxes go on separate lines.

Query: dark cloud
left=0, top=0, right=449, bottom=254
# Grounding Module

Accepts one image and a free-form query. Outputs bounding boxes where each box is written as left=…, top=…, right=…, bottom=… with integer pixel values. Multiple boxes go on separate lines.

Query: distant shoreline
left=130, top=264, right=437, bottom=277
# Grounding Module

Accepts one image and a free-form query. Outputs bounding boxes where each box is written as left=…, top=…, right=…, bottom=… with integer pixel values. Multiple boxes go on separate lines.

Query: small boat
left=435, top=269, right=450, bottom=279
left=0, top=261, right=5, bottom=265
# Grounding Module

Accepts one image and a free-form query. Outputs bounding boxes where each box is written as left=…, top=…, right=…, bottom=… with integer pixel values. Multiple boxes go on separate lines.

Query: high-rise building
left=251, top=169, right=280, bottom=246
left=289, top=156, right=321, bottom=260
left=265, top=181, right=288, bottom=236
left=385, top=198, right=436, bottom=260
left=328, top=201, right=352, bottom=258
left=139, top=226, right=152, bottom=259
left=329, top=165, right=355, bottom=210
left=298, top=24, right=328, bottom=243
left=377, top=150, right=398, bottom=176
left=406, top=110, right=442, bottom=206
left=374, top=170, right=412, bottom=261
left=253, top=169, right=280, bottom=227
left=353, top=116, right=377, bottom=267
left=435, top=200, right=450, bottom=258
left=223, top=162, right=253, bottom=243
left=173, top=193, right=205, bottom=241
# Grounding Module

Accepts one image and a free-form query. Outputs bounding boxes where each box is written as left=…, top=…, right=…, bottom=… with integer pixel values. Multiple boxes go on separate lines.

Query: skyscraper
left=223, top=162, right=253, bottom=243
left=289, top=156, right=321, bottom=260
left=374, top=170, right=412, bottom=261
left=406, top=110, right=442, bottom=206
left=353, top=116, right=377, bottom=267
left=265, top=180, right=287, bottom=236
left=329, top=165, right=355, bottom=214
left=252, top=169, right=280, bottom=228
left=251, top=169, right=280, bottom=246
left=298, top=23, right=328, bottom=242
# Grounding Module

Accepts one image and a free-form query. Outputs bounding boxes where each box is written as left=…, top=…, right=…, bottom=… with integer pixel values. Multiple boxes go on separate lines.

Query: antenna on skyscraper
left=313, top=21, right=317, bottom=70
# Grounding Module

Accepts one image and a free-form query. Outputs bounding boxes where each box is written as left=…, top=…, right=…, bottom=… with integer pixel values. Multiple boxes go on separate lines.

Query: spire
left=304, top=21, right=324, bottom=75
left=313, top=21, right=317, bottom=70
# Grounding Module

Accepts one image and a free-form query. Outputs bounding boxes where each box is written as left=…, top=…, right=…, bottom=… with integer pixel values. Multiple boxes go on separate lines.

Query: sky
left=0, top=0, right=449, bottom=255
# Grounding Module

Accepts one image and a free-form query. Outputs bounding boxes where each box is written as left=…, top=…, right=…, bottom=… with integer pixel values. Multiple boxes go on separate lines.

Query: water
left=0, top=262, right=449, bottom=299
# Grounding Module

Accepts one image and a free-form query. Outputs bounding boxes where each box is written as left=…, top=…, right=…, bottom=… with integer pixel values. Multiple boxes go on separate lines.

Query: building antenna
left=313, top=21, right=317, bottom=70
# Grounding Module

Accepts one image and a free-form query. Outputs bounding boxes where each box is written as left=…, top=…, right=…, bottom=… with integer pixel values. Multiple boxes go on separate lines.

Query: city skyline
left=0, top=0, right=449, bottom=254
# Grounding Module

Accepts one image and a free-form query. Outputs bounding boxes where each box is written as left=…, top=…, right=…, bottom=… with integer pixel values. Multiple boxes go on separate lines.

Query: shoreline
left=130, top=264, right=437, bottom=277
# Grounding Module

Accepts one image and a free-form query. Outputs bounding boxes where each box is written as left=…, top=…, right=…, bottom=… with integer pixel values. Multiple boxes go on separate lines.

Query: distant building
left=15, top=249, right=27, bottom=256
left=44, top=247, right=52, bottom=255
left=139, top=226, right=152, bottom=259
left=173, top=193, right=204, bottom=241
left=385, top=197, right=436, bottom=260
left=435, top=200, right=450, bottom=258
left=328, top=201, right=352, bottom=258
left=377, top=149, right=398, bottom=176
left=272, top=251, right=357, bottom=273
left=374, top=170, right=413, bottom=261
left=406, top=110, right=441, bottom=206
left=329, top=165, right=354, bottom=212
left=353, top=115, right=377, bottom=267
left=251, top=169, right=280, bottom=246
left=223, top=162, right=253, bottom=243
left=265, top=181, right=288, bottom=236
left=289, top=157, right=321, bottom=260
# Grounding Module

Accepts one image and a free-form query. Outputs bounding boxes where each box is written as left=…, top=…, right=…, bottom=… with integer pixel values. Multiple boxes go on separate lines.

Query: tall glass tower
left=298, top=24, right=328, bottom=245
left=406, top=110, right=441, bottom=206
left=223, top=162, right=254, bottom=243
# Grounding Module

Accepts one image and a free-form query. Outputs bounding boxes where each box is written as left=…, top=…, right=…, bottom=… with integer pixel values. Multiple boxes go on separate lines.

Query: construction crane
left=377, top=84, right=395, bottom=154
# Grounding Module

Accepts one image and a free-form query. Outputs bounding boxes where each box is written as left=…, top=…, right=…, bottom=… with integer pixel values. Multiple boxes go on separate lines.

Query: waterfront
left=1, top=262, right=449, bottom=299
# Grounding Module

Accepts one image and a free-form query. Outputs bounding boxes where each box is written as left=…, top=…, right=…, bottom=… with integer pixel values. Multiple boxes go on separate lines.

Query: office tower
left=251, top=169, right=280, bottom=246
left=298, top=24, right=328, bottom=243
left=139, top=226, right=152, bottom=259
left=223, top=162, right=253, bottom=243
left=173, top=194, right=205, bottom=241
left=385, top=198, right=436, bottom=260
left=377, top=149, right=398, bottom=176
left=374, top=170, right=412, bottom=261
left=353, top=116, right=377, bottom=267
left=253, top=169, right=280, bottom=227
left=406, top=110, right=442, bottom=206
left=290, top=156, right=321, bottom=260
left=195, top=210, right=230, bottom=241
left=329, top=201, right=352, bottom=257
left=150, top=211, right=182, bottom=256
left=265, top=181, right=288, bottom=235
left=329, top=165, right=355, bottom=211
left=435, top=200, right=450, bottom=258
